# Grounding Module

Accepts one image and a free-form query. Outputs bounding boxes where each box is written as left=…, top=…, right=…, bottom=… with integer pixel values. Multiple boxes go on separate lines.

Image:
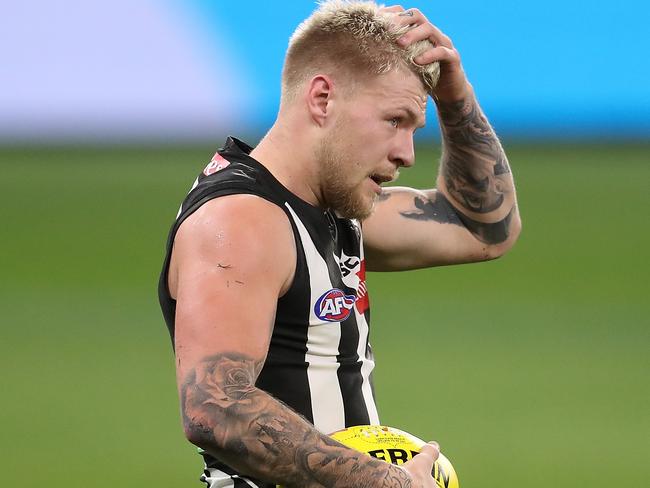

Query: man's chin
left=335, top=196, right=375, bottom=221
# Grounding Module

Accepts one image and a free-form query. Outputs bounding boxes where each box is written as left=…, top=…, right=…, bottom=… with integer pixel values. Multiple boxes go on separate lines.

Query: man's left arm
left=363, top=7, right=521, bottom=271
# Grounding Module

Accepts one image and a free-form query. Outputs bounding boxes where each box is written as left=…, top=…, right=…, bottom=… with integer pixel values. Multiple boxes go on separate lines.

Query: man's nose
left=390, top=134, right=416, bottom=168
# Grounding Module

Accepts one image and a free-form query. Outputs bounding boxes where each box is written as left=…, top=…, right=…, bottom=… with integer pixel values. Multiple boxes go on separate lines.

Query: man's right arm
left=181, top=351, right=420, bottom=488
left=169, top=195, right=437, bottom=488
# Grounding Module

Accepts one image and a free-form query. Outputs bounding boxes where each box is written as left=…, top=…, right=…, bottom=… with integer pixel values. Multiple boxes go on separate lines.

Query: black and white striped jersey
left=158, top=137, right=379, bottom=487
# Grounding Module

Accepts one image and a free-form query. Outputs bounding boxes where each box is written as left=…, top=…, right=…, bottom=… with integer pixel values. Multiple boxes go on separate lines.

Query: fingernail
left=397, top=36, right=408, bottom=45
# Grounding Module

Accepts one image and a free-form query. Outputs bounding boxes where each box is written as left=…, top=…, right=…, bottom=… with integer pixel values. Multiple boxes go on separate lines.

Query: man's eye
left=389, top=117, right=400, bottom=128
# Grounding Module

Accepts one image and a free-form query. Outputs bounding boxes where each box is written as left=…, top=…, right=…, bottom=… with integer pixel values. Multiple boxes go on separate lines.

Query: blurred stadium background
left=1, top=1, right=648, bottom=487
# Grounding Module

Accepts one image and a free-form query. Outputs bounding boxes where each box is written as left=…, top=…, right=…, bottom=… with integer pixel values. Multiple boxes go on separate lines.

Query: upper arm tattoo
left=181, top=352, right=413, bottom=487
left=437, top=97, right=515, bottom=215
left=399, top=192, right=463, bottom=225
left=399, top=192, right=513, bottom=245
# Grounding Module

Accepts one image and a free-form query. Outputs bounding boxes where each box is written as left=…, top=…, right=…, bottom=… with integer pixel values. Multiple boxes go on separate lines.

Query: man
left=159, top=2, right=520, bottom=487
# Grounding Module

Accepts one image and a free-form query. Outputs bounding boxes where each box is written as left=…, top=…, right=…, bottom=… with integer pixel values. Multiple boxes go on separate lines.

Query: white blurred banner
left=0, top=0, right=253, bottom=142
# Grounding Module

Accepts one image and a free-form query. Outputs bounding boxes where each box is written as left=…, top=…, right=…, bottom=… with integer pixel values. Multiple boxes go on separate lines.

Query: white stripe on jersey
left=200, top=467, right=234, bottom=488
left=351, top=224, right=380, bottom=425
left=285, top=203, right=345, bottom=435
left=201, top=467, right=260, bottom=488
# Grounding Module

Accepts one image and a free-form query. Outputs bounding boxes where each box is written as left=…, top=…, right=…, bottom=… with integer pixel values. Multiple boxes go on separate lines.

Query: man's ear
left=306, top=75, right=335, bottom=127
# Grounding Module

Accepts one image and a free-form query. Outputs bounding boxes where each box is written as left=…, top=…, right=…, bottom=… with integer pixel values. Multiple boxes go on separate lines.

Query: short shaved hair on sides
left=281, top=0, right=440, bottom=103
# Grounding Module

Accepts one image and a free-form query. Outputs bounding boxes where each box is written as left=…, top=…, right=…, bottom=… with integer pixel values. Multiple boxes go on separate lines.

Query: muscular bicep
left=169, top=195, right=296, bottom=389
left=363, top=186, right=506, bottom=270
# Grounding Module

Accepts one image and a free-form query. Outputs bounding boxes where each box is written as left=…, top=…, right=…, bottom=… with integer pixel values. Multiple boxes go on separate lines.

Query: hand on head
left=380, top=5, right=470, bottom=102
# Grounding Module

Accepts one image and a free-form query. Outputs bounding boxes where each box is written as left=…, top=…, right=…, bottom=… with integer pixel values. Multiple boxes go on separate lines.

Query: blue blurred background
left=3, top=0, right=649, bottom=143
left=2, top=2, right=648, bottom=488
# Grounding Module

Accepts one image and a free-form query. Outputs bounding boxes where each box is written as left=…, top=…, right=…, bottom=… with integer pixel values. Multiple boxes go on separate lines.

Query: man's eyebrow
left=387, top=104, right=427, bottom=129
left=403, top=106, right=426, bottom=129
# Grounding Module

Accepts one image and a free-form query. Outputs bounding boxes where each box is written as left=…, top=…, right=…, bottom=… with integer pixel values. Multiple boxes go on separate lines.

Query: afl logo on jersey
left=203, top=152, right=231, bottom=176
left=315, top=288, right=357, bottom=322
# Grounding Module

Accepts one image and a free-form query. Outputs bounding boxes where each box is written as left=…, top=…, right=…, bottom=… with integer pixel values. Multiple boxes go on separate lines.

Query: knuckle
left=442, top=46, right=456, bottom=58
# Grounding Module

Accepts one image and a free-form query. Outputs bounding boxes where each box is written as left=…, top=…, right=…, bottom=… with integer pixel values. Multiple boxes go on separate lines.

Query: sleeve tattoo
left=400, top=192, right=514, bottom=245
left=181, top=352, right=413, bottom=487
left=400, top=95, right=516, bottom=245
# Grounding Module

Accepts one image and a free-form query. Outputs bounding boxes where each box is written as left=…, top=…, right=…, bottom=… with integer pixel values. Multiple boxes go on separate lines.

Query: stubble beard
left=316, top=129, right=376, bottom=221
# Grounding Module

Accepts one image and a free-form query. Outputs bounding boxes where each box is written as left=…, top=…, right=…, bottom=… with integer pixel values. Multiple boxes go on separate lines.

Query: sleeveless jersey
left=158, top=137, right=379, bottom=487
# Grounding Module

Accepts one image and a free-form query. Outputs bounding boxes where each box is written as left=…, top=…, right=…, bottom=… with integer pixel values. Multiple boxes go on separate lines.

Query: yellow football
left=330, top=425, right=459, bottom=488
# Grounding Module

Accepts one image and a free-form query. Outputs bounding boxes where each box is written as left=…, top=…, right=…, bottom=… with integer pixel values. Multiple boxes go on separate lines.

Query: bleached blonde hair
left=281, top=0, right=440, bottom=103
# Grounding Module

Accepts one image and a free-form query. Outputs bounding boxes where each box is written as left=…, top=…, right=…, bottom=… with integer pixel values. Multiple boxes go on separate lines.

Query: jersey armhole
left=162, top=190, right=301, bottom=302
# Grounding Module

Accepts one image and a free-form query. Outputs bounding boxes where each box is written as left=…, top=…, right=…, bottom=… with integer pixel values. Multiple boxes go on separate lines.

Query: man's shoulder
left=182, top=194, right=292, bottom=241
left=170, top=194, right=297, bottom=298
left=189, top=156, right=269, bottom=201
left=172, top=151, right=293, bottom=240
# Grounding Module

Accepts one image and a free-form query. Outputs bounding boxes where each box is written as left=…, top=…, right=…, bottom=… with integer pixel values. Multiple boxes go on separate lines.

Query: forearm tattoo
left=431, top=95, right=516, bottom=243
left=181, top=353, right=413, bottom=487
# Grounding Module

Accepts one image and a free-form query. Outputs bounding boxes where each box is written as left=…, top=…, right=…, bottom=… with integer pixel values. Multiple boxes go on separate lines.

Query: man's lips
left=367, top=177, right=382, bottom=194
left=369, top=173, right=395, bottom=185
left=368, top=173, right=395, bottom=195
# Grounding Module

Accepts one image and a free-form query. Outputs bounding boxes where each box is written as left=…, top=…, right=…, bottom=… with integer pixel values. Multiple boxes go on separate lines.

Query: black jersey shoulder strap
left=159, top=138, right=285, bottom=342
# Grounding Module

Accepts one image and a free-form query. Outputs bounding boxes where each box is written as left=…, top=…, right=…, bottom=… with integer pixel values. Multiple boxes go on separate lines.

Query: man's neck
left=250, top=122, right=325, bottom=208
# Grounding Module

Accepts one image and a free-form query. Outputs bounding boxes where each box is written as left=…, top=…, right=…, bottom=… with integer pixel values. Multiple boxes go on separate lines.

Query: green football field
left=1, top=143, right=648, bottom=487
